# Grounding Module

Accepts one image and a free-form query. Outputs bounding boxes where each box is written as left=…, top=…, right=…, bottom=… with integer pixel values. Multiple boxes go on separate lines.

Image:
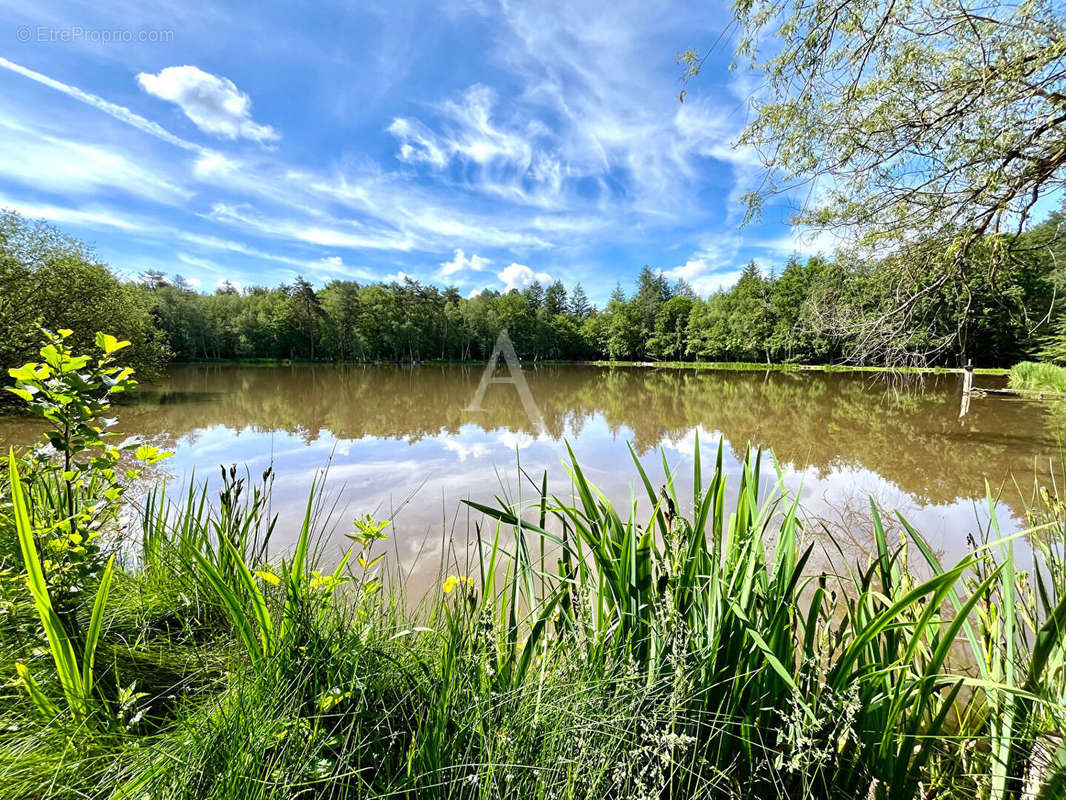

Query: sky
left=0, top=0, right=839, bottom=303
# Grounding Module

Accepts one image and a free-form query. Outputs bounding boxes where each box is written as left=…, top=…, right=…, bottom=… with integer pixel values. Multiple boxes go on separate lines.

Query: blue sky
left=0, top=0, right=835, bottom=303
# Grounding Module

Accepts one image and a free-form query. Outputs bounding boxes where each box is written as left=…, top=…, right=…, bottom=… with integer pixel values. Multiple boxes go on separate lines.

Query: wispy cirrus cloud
left=0, top=118, right=191, bottom=203
left=389, top=84, right=567, bottom=209
left=0, top=193, right=146, bottom=231
left=0, top=56, right=204, bottom=153
left=0, top=0, right=820, bottom=303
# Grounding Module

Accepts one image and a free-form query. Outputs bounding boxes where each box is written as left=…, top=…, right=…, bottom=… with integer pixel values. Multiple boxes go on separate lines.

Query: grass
left=1, top=440, right=1065, bottom=799
left=1009, top=361, right=1066, bottom=394
left=8, top=454, right=116, bottom=729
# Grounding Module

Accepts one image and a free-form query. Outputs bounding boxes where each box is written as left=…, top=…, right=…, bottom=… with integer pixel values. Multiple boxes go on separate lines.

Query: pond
left=1, top=363, right=1060, bottom=593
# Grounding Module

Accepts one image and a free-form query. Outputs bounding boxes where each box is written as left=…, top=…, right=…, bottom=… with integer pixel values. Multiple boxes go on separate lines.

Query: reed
left=1009, top=361, right=1066, bottom=394
left=3, top=349, right=1066, bottom=798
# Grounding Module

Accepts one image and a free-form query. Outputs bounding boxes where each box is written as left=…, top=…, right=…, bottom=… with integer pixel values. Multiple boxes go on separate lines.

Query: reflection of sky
left=153, top=414, right=1033, bottom=596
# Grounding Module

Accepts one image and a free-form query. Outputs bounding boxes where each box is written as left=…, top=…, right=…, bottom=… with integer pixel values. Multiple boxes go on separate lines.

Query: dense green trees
left=3, top=208, right=1064, bottom=371
left=0, top=211, right=168, bottom=378
left=141, top=235, right=1058, bottom=367
left=680, top=0, right=1066, bottom=364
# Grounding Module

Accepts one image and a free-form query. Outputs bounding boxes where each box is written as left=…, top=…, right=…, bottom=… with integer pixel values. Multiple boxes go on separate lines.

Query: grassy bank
left=589, top=360, right=1009, bottom=375
left=1010, top=361, right=1066, bottom=394
left=0, top=331, right=1063, bottom=799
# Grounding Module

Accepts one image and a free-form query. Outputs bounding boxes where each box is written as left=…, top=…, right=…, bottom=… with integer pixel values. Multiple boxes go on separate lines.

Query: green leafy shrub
left=2, top=328, right=169, bottom=612
left=1, top=328, right=170, bottom=732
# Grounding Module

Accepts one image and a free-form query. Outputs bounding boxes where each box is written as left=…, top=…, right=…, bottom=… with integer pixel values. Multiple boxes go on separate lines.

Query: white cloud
left=488, top=4, right=747, bottom=216
left=308, top=171, right=558, bottom=249
left=664, top=234, right=745, bottom=294
left=496, top=431, right=552, bottom=450
left=441, top=438, right=491, bottom=461
left=177, top=253, right=224, bottom=273
left=440, top=248, right=492, bottom=276
left=193, top=150, right=238, bottom=179
left=0, top=15, right=797, bottom=297
left=665, top=260, right=745, bottom=295
left=388, top=117, right=448, bottom=167
left=205, top=202, right=414, bottom=252
left=387, top=84, right=567, bottom=209
left=137, top=66, right=280, bottom=143
left=0, top=57, right=203, bottom=153
left=662, top=426, right=722, bottom=457
left=0, top=60, right=564, bottom=261
left=498, top=262, right=551, bottom=291
left=0, top=119, right=191, bottom=203
left=468, top=288, right=483, bottom=298
left=0, top=195, right=144, bottom=231
left=216, top=278, right=243, bottom=292
left=390, top=85, right=533, bottom=169
left=759, top=228, right=845, bottom=258
left=439, top=85, right=534, bottom=167
left=177, top=232, right=371, bottom=276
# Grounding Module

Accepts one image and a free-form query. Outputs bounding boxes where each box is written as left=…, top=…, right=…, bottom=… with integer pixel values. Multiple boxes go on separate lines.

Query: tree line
left=2, top=208, right=1065, bottom=373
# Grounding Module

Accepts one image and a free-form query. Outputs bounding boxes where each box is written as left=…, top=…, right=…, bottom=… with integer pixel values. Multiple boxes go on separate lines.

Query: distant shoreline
left=165, top=357, right=1010, bottom=376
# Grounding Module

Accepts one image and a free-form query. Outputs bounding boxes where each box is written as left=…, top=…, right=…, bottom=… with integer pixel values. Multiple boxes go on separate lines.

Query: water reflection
left=0, top=364, right=1059, bottom=591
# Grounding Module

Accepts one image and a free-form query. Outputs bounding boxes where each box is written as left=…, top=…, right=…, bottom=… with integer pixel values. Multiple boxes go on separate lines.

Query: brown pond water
left=1, top=364, right=1061, bottom=593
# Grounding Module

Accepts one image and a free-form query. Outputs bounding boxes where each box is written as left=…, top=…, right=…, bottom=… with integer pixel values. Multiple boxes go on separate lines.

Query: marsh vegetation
left=1, top=331, right=1066, bottom=799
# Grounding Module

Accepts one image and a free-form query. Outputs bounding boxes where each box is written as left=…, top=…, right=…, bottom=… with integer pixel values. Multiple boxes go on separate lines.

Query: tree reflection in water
left=0, top=363, right=1057, bottom=591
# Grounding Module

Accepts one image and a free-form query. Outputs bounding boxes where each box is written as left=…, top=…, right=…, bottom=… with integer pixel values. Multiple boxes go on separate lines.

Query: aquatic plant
left=2, top=331, right=1066, bottom=799
left=1009, top=361, right=1066, bottom=394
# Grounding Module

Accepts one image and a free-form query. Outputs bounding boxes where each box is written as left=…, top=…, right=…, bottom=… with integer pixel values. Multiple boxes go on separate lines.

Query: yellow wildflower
left=255, top=569, right=281, bottom=587
left=443, top=575, right=475, bottom=594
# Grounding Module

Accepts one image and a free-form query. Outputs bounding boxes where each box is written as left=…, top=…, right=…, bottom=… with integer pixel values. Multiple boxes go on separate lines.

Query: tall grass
left=1009, top=361, right=1066, bottom=394
left=7, top=452, right=116, bottom=730
left=2, top=439, right=1065, bottom=799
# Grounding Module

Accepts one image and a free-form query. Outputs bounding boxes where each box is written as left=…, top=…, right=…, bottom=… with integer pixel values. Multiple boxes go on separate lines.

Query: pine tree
left=286, top=276, right=324, bottom=359
left=544, top=280, right=568, bottom=316
left=569, top=283, right=592, bottom=318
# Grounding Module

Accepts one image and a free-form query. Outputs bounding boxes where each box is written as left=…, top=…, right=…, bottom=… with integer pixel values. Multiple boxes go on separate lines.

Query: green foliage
left=466, top=439, right=1066, bottom=799
left=678, top=2, right=1065, bottom=363
left=1009, top=361, right=1066, bottom=394
left=143, top=248, right=1051, bottom=368
left=683, top=0, right=1066, bottom=258
left=2, top=328, right=170, bottom=615
left=8, top=451, right=116, bottom=729
left=0, top=210, right=169, bottom=381
left=3, top=424, right=1066, bottom=797
left=0, top=329, right=175, bottom=735
left=190, top=479, right=355, bottom=666
left=2, top=210, right=1055, bottom=370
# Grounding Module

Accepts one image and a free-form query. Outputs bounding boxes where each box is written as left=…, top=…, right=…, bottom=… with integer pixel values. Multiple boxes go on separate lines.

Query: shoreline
left=165, top=357, right=1011, bottom=376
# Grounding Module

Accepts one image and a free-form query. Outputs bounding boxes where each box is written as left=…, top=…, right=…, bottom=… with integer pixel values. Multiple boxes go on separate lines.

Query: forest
left=3, top=207, right=1065, bottom=374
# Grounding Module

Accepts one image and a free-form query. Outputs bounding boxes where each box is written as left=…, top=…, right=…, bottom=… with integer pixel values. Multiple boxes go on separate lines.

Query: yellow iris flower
left=443, top=575, right=475, bottom=594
